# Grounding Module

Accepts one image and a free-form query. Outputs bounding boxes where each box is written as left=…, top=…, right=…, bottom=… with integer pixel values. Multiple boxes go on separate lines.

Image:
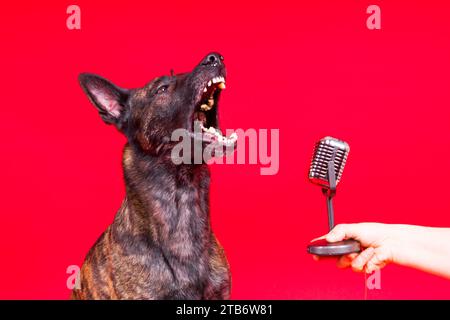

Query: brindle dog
left=72, top=53, right=236, bottom=300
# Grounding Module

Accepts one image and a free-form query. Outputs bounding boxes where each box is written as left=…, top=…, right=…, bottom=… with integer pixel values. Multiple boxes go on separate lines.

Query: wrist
left=386, top=224, right=425, bottom=266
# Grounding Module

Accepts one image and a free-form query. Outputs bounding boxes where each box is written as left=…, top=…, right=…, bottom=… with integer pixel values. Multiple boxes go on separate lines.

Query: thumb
left=326, top=224, right=359, bottom=243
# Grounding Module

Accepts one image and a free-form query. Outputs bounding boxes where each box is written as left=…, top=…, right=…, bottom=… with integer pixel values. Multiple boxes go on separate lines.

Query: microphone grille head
left=309, top=136, right=350, bottom=188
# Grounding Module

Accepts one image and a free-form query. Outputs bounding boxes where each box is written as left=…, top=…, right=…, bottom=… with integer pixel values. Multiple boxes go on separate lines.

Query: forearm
left=391, top=225, right=450, bottom=279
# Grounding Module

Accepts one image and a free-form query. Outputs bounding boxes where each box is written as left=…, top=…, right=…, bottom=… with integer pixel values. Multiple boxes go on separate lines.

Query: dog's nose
left=201, top=53, right=224, bottom=67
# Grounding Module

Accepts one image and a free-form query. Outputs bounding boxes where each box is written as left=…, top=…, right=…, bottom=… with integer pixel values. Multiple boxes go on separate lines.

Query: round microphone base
left=307, top=239, right=361, bottom=256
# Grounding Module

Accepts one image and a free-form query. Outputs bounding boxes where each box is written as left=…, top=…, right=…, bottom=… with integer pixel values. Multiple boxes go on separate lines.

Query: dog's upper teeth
left=206, top=77, right=226, bottom=90
left=203, top=87, right=207, bottom=93
left=210, top=77, right=225, bottom=83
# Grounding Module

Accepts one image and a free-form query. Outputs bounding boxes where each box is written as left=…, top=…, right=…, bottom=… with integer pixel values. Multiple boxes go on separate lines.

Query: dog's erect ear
left=79, top=73, right=130, bottom=127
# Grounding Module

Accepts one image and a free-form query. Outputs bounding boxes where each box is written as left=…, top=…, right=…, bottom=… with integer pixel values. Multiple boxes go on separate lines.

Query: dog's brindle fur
left=72, top=53, right=232, bottom=299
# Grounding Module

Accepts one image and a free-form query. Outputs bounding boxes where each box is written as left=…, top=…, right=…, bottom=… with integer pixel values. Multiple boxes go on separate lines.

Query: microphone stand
left=307, top=148, right=361, bottom=256
left=323, top=151, right=337, bottom=231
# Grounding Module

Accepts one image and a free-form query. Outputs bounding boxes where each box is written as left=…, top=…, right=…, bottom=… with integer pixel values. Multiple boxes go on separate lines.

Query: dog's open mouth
left=192, top=76, right=237, bottom=146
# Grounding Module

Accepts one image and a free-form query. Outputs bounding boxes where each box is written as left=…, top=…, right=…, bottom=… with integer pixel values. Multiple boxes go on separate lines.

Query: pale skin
left=312, top=223, right=450, bottom=280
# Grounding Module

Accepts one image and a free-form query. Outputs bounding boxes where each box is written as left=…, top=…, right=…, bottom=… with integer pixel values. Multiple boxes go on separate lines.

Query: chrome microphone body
left=309, top=137, right=350, bottom=190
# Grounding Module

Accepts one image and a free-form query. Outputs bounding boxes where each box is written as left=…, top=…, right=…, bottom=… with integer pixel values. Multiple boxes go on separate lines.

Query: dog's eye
left=156, top=85, right=169, bottom=94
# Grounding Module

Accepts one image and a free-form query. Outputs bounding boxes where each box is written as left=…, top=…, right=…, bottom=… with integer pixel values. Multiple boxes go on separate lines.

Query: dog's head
left=79, top=52, right=237, bottom=158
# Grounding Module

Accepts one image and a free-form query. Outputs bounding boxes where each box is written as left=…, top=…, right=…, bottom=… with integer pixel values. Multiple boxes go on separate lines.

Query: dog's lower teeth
left=199, top=125, right=238, bottom=145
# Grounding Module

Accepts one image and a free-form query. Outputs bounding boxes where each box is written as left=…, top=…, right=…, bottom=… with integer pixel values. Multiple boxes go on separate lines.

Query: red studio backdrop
left=1, top=0, right=450, bottom=299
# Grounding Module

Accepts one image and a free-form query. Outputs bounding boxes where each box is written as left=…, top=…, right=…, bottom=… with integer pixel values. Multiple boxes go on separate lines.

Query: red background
left=1, top=0, right=450, bottom=299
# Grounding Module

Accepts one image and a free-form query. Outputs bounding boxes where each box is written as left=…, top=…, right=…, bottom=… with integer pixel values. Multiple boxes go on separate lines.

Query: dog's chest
left=111, top=193, right=217, bottom=299
left=157, top=202, right=214, bottom=297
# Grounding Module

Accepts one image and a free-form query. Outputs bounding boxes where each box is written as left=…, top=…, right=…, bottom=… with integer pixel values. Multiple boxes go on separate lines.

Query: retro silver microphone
left=309, top=137, right=350, bottom=191
left=307, top=136, right=360, bottom=256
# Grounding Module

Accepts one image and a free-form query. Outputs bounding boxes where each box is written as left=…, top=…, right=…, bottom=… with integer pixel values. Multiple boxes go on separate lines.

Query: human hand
left=311, top=223, right=401, bottom=273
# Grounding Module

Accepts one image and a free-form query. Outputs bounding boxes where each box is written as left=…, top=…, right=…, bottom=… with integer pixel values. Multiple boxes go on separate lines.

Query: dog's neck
left=114, top=143, right=212, bottom=258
